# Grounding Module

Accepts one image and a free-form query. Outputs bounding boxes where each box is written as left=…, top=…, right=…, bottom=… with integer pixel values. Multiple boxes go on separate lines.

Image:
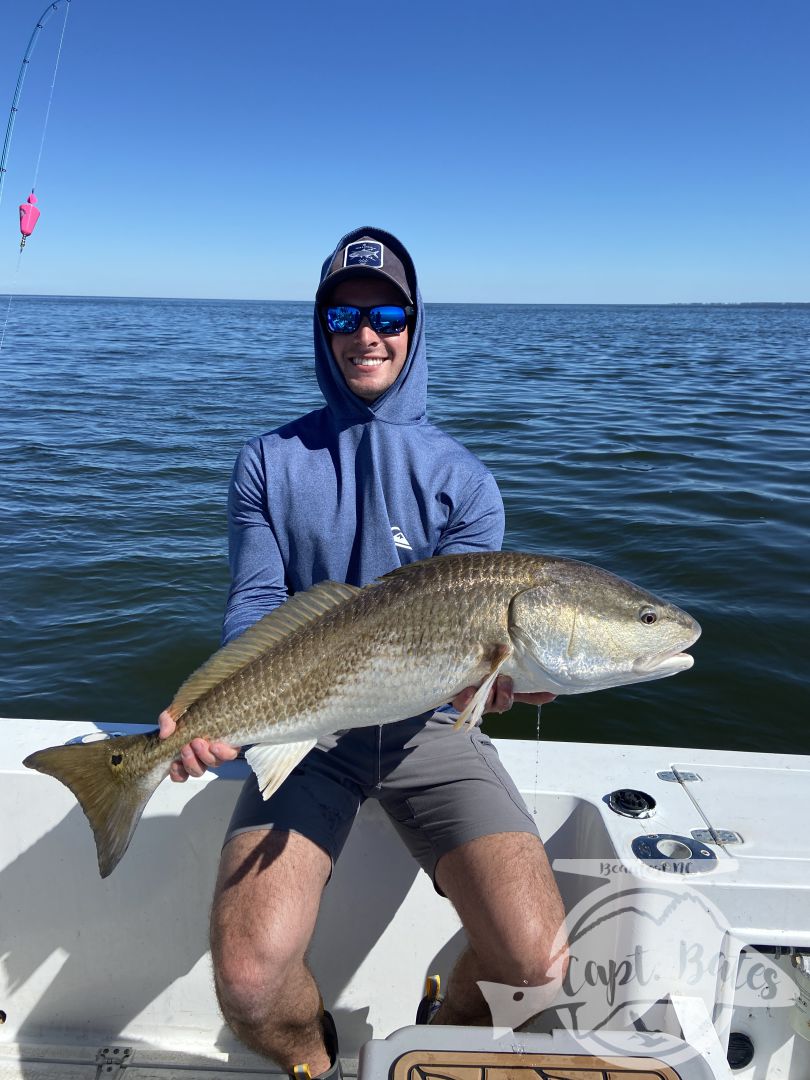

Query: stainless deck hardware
left=94, top=1046, right=133, bottom=1077
left=692, top=828, right=742, bottom=844
left=657, top=770, right=701, bottom=782
left=631, top=832, right=717, bottom=873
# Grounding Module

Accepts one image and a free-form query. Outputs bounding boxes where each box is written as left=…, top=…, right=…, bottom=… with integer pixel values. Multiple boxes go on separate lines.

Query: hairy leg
left=433, top=831, right=569, bottom=1026
left=210, top=828, right=333, bottom=1073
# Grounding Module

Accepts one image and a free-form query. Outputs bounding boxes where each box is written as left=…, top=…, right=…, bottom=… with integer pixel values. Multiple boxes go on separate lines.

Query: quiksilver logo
left=391, top=526, right=412, bottom=551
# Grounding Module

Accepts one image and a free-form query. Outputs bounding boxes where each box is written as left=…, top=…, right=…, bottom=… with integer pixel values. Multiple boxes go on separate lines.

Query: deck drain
left=607, top=788, right=656, bottom=818
left=727, top=1031, right=755, bottom=1069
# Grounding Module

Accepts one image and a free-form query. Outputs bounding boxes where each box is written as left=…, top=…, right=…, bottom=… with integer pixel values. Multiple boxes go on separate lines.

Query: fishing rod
left=0, top=0, right=71, bottom=353
left=0, top=0, right=72, bottom=233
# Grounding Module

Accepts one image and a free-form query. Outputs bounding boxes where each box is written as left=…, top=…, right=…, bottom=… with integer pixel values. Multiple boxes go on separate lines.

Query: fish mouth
left=633, top=620, right=702, bottom=678
left=632, top=649, right=695, bottom=677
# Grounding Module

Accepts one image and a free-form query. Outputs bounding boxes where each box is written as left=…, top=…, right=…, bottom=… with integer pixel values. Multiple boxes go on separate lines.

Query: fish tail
left=23, top=732, right=168, bottom=878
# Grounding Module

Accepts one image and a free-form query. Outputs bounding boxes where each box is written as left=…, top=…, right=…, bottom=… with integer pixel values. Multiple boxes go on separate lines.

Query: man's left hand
left=451, top=675, right=555, bottom=716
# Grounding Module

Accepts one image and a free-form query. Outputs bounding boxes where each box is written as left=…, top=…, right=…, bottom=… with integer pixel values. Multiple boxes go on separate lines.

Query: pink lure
left=19, top=193, right=41, bottom=245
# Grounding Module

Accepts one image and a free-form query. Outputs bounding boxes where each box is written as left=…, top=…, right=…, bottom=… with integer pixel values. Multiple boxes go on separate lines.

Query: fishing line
left=0, top=0, right=73, bottom=356
left=0, top=251, right=24, bottom=353
left=31, top=0, right=71, bottom=192
left=0, top=2, right=71, bottom=213
left=533, top=703, right=542, bottom=815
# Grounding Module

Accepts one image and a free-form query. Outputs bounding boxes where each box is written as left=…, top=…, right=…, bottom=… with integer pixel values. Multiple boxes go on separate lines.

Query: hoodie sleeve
left=222, top=441, right=288, bottom=644
left=434, top=468, right=505, bottom=556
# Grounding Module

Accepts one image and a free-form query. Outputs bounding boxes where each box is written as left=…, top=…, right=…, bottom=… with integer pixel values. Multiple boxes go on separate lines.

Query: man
left=159, top=227, right=568, bottom=1078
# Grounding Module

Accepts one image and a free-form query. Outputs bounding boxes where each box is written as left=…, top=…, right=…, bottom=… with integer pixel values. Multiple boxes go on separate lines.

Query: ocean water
left=1, top=296, right=808, bottom=754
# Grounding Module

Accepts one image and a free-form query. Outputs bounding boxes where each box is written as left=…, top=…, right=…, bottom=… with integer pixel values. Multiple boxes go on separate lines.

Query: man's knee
left=209, top=829, right=329, bottom=1027
left=212, top=920, right=301, bottom=1024
left=487, top=914, right=570, bottom=987
left=438, top=832, right=569, bottom=984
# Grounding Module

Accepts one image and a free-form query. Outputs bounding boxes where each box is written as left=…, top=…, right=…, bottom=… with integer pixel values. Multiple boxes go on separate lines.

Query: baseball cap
left=316, top=235, right=413, bottom=304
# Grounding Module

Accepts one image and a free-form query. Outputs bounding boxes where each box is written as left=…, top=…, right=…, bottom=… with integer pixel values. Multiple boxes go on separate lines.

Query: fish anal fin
left=453, top=642, right=513, bottom=731
left=245, top=739, right=317, bottom=801
left=167, top=582, right=361, bottom=719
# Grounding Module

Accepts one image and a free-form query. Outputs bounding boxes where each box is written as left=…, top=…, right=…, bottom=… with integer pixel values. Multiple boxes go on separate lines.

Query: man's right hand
left=158, top=710, right=240, bottom=782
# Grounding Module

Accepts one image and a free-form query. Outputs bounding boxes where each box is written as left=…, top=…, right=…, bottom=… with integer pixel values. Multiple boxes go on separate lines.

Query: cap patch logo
left=344, top=241, right=383, bottom=268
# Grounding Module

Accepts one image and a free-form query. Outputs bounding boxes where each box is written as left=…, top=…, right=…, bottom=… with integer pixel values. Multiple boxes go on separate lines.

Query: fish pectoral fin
left=453, top=643, right=513, bottom=732
left=245, top=739, right=317, bottom=801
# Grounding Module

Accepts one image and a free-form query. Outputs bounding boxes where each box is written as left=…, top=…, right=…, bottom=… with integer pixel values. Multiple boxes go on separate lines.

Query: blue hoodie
left=222, top=226, right=504, bottom=644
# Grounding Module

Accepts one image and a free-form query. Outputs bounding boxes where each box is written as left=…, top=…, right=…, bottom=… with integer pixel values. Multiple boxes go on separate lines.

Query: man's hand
left=451, top=675, right=555, bottom=716
left=158, top=710, right=240, bottom=782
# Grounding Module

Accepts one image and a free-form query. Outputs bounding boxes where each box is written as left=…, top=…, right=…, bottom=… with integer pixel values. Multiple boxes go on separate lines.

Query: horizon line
left=4, top=292, right=809, bottom=308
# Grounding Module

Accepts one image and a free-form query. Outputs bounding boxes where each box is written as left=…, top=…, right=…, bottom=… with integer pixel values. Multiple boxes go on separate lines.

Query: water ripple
left=1, top=298, right=808, bottom=750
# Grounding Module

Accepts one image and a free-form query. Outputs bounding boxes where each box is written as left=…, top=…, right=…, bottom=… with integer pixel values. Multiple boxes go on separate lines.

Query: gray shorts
left=225, top=709, right=540, bottom=887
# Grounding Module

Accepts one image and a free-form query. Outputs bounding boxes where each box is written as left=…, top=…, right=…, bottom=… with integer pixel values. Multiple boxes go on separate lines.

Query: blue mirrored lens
left=326, top=306, right=362, bottom=333
left=325, top=305, right=408, bottom=335
left=369, top=306, right=407, bottom=334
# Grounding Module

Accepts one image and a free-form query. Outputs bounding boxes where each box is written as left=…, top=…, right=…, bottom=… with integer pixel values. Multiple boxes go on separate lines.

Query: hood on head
left=313, top=226, right=427, bottom=425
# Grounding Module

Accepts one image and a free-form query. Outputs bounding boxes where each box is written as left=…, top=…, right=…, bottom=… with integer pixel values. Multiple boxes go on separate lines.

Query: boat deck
left=2, top=720, right=809, bottom=1078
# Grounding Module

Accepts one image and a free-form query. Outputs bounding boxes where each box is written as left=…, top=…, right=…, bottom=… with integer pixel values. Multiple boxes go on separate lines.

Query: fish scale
left=23, top=551, right=700, bottom=876
left=186, top=555, right=519, bottom=743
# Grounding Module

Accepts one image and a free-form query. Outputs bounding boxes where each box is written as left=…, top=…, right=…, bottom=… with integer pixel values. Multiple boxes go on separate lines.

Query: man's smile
left=350, top=356, right=387, bottom=366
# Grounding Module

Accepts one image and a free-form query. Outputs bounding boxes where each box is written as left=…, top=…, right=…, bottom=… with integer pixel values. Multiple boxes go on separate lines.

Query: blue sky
left=0, top=0, right=807, bottom=302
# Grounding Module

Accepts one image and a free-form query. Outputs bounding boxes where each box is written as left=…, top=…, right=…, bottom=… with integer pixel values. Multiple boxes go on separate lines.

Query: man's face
left=327, top=278, right=410, bottom=402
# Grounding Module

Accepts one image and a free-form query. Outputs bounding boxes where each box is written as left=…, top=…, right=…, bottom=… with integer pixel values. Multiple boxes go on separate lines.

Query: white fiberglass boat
left=2, top=718, right=809, bottom=1079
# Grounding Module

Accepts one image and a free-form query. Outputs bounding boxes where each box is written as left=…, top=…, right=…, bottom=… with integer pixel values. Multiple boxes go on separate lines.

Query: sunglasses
left=324, top=304, right=414, bottom=335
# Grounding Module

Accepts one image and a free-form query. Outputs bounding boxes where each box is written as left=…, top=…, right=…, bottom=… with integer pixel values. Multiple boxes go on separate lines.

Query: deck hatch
left=389, top=1049, right=694, bottom=1079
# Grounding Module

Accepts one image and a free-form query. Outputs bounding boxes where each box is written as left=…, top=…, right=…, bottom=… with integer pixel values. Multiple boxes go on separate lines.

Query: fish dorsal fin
left=166, top=581, right=361, bottom=720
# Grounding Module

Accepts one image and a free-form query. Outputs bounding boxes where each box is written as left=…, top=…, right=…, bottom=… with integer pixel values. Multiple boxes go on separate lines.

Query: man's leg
left=210, top=828, right=333, bottom=1074
left=432, top=831, right=569, bottom=1026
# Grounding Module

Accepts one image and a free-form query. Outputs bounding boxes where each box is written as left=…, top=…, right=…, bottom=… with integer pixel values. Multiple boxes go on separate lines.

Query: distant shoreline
left=5, top=294, right=809, bottom=308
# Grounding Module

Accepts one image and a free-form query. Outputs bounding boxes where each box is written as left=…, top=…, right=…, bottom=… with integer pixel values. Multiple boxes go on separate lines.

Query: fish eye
left=639, top=607, right=658, bottom=625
